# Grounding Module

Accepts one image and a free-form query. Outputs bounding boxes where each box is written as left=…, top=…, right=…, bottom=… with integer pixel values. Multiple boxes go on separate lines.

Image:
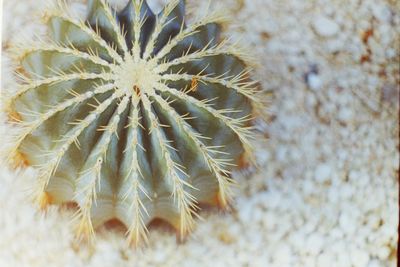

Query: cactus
left=5, top=0, right=258, bottom=245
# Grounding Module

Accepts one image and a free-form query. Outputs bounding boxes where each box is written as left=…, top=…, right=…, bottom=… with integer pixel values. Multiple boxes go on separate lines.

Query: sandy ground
left=1, top=0, right=399, bottom=266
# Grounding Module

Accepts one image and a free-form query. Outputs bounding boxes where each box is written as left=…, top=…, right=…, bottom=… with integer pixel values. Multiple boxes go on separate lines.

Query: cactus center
left=114, top=57, right=159, bottom=96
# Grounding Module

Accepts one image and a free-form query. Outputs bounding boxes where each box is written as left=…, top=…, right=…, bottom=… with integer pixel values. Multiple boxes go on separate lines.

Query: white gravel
left=1, top=0, right=399, bottom=267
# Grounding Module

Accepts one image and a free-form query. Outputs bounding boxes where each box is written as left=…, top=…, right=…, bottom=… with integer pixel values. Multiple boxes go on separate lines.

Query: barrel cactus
left=5, top=0, right=258, bottom=245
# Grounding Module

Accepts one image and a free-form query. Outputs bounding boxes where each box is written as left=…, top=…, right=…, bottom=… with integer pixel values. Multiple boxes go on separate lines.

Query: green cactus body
left=6, top=0, right=257, bottom=245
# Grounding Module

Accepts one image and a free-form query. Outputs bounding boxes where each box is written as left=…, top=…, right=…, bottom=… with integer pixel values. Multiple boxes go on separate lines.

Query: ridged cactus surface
left=6, top=0, right=257, bottom=244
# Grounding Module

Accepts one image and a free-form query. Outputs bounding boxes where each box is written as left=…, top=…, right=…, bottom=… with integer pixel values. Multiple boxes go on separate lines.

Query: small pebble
left=314, top=163, right=332, bottom=183
left=339, top=212, right=357, bottom=235
left=307, top=73, right=323, bottom=90
left=337, top=107, right=354, bottom=123
left=350, top=248, right=370, bottom=267
left=317, top=252, right=333, bottom=267
left=376, top=246, right=391, bottom=260
left=312, top=16, right=340, bottom=37
left=306, top=233, right=324, bottom=255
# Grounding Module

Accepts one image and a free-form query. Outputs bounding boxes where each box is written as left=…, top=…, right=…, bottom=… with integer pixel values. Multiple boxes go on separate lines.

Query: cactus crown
left=6, top=0, right=258, bottom=245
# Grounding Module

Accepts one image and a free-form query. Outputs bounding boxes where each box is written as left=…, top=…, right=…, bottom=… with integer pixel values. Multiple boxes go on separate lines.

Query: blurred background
left=1, top=0, right=399, bottom=266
